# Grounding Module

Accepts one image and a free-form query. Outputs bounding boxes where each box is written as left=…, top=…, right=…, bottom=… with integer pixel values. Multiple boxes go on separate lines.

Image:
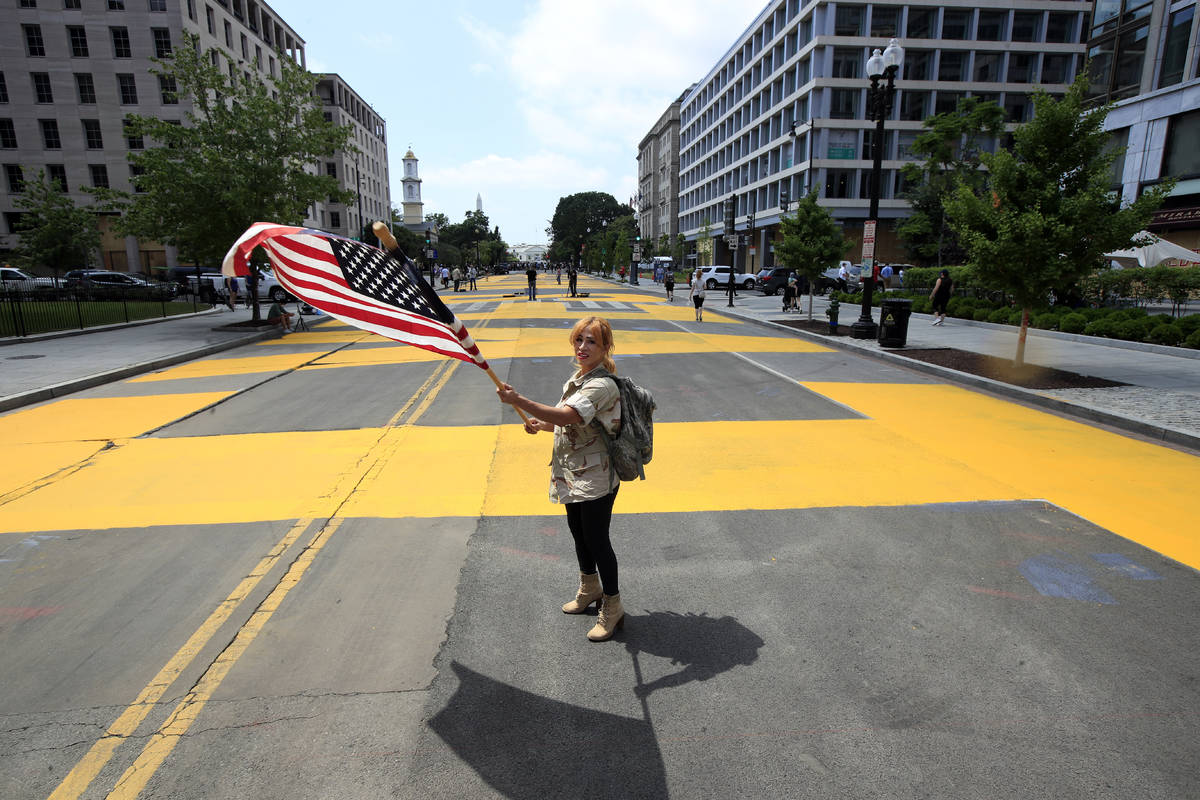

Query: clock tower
left=401, top=148, right=423, bottom=225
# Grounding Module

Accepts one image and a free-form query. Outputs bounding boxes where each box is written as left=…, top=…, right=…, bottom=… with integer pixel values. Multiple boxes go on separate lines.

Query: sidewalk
left=706, top=287, right=1200, bottom=450
left=0, top=307, right=280, bottom=412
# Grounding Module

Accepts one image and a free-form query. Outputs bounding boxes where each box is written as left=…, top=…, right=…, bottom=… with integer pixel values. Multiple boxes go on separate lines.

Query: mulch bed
left=772, top=317, right=1125, bottom=390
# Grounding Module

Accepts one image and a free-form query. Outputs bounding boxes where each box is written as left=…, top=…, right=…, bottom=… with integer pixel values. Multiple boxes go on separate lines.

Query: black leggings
left=565, top=489, right=619, bottom=596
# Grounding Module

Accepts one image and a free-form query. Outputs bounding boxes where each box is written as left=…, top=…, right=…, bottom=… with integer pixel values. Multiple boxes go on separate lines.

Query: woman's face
left=573, top=325, right=607, bottom=372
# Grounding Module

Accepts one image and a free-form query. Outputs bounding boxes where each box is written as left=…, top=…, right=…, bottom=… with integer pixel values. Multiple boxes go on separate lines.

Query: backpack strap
left=588, top=369, right=623, bottom=492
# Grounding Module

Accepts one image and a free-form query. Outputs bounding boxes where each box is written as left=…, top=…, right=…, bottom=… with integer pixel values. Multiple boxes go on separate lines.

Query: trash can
left=877, top=298, right=913, bottom=347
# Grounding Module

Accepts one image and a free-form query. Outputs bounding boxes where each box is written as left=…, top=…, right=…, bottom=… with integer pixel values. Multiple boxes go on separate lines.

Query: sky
left=274, top=0, right=767, bottom=246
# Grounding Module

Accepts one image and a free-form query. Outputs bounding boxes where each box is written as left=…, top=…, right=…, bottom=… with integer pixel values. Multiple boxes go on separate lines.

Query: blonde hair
left=569, top=316, right=616, bottom=374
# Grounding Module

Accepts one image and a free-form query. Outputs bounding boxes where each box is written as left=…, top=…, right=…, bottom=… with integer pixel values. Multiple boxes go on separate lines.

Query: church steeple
left=401, top=147, right=423, bottom=225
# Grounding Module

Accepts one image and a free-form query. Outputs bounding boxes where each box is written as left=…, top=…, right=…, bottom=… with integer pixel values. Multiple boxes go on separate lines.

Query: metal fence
left=1, top=285, right=209, bottom=338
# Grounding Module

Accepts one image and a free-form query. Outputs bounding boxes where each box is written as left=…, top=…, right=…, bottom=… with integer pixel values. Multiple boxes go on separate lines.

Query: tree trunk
left=807, top=288, right=814, bottom=322
left=1014, top=307, right=1030, bottom=366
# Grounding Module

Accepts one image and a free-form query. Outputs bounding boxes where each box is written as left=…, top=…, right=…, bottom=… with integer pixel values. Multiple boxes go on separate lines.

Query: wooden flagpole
left=372, top=222, right=532, bottom=425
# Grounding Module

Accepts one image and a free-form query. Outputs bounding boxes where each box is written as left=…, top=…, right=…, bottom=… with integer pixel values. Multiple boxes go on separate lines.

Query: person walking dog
left=495, top=316, right=626, bottom=642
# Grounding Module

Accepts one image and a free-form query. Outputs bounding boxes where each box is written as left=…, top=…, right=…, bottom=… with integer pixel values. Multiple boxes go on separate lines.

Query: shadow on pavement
left=626, top=610, right=765, bottom=698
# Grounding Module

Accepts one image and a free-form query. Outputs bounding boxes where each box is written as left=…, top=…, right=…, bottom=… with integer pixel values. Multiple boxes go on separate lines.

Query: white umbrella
left=1104, top=231, right=1200, bottom=268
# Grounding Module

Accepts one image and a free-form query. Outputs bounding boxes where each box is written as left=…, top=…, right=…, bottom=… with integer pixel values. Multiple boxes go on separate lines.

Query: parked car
left=697, top=265, right=756, bottom=290
left=68, top=269, right=177, bottom=300
left=756, top=267, right=795, bottom=295
left=816, top=262, right=862, bottom=293
left=0, top=266, right=60, bottom=291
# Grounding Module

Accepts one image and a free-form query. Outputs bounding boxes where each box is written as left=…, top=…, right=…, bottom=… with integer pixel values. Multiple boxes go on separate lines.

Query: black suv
left=756, top=268, right=794, bottom=296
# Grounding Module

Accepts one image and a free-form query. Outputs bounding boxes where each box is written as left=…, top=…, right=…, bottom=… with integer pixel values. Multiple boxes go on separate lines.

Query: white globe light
left=883, top=38, right=904, bottom=70
left=866, top=49, right=885, bottom=78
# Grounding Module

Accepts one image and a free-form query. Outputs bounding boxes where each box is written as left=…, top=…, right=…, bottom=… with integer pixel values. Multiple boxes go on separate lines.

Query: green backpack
left=590, top=368, right=656, bottom=484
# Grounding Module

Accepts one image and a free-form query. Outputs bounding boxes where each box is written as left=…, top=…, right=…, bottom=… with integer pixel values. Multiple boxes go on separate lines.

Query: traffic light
left=723, top=203, right=735, bottom=236
left=424, top=230, right=431, bottom=246
left=779, top=186, right=790, bottom=212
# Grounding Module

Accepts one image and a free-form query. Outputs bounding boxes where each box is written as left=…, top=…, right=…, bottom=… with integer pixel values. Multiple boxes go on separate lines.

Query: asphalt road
left=1, top=274, right=1197, bottom=799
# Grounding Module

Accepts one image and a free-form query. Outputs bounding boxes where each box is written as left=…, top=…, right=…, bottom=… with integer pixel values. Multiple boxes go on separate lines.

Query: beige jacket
left=548, top=367, right=621, bottom=503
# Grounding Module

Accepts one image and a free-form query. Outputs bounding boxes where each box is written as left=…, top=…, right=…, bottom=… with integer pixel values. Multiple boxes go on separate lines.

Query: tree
left=697, top=218, right=714, bottom=267
left=945, top=73, right=1172, bottom=365
left=774, top=191, right=853, bottom=320
left=13, top=170, right=102, bottom=276
left=92, top=33, right=353, bottom=317
left=424, top=212, right=450, bottom=230
left=897, top=96, right=1005, bottom=268
left=547, top=192, right=630, bottom=263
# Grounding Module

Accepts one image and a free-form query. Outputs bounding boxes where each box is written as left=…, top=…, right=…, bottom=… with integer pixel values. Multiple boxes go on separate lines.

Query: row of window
left=0, top=71, right=176, bottom=108
left=0, top=116, right=153, bottom=151
left=2, top=162, right=142, bottom=197
left=21, top=23, right=172, bottom=60
left=17, top=0, right=167, bottom=10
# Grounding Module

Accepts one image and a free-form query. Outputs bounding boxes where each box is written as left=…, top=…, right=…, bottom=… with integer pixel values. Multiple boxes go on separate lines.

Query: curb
left=715, top=307, right=1200, bottom=453
left=0, top=328, right=281, bottom=413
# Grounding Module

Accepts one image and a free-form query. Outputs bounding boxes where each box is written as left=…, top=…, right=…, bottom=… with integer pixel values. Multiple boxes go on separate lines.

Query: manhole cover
left=7, top=354, right=46, bottom=360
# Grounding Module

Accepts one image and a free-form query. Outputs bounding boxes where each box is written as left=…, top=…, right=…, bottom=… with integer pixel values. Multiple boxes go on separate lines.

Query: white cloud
left=469, top=62, right=493, bottom=75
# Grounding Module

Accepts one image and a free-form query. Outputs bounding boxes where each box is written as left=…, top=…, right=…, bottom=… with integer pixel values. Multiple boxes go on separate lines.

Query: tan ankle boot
left=587, top=594, right=625, bottom=641
left=562, top=572, right=602, bottom=614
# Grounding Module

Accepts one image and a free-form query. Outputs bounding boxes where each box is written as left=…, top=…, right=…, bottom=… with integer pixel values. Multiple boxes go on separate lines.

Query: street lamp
left=851, top=38, right=903, bottom=340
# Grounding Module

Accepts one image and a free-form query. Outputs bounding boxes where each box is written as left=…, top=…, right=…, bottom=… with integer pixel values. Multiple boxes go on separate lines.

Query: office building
left=637, top=88, right=689, bottom=249
left=675, top=0, right=1090, bottom=271
left=314, top=74, right=391, bottom=240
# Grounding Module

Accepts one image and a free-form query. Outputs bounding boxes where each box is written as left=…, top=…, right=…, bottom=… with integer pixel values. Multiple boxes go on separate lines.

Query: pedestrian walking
left=930, top=269, right=953, bottom=325
left=690, top=268, right=706, bottom=322
left=468, top=265, right=478, bottom=291
left=440, top=265, right=450, bottom=289
left=879, top=264, right=893, bottom=293
left=556, top=266, right=562, bottom=285
left=224, top=276, right=237, bottom=311
left=526, top=265, right=538, bottom=301
left=664, top=270, right=675, bottom=302
left=791, top=272, right=806, bottom=311
left=495, top=316, right=625, bottom=642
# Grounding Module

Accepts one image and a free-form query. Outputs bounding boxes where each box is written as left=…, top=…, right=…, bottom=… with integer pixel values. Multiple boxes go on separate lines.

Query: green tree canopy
left=547, top=192, right=631, bottom=262
left=945, top=73, right=1172, bottom=364
left=897, top=96, right=1005, bottom=268
left=13, top=169, right=102, bottom=274
left=93, top=32, right=353, bottom=273
left=774, top=191, right=853, bottom=320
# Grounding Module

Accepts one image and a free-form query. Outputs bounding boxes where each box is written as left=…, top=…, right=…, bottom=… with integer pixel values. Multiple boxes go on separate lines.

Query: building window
left=323, top=111, right=332, bottom=122
left=152, top=28, right=172, bottom=58
left=938, top=51, right=965, bottom=81
left=0, top=73, right=7, bottom=104
left=75, top=73, right=96, bottom=103
left=68, top=25, right=89, bottom=57
left=941, top=9, right=972, bottom=40
left=111, top=27, right=132, bottom=58
left=825, top=169, right=854, bottom=199
left=5, top=213, right=29, bottom=234
left=1158, top=7, right=1195, bottom=89
left=224, top=20, right=232, bottom=47
left=24, top=24, right=46, bottom=57
left=33, top=73, right=54, bottom=104
left=130, top=164, right=145, bottom=192
left=206, top=6, right=214, bottom=34
left=935, top=91, right=963, bottom=115
left=64, top=0, right=81, bottom=7
left=907, top=7, right=936, bottom=38
left=187, top=0, right=196, bottom=20
left=904, top=50, right=932, bottom=80
left=832, top=47, right=862, bottom=79
left=1162, top=109, right=1200, bottom=177
left=0, top=120, right=17, bottom=148
left=977, top=10, right=1007, bottom=40
left=149, top=0, right=167, bottom=10
left=117, top=73, right=138, bottom=104
left=1046, top=12, right=1079, bottom=43
left=1087, top=1, right=1150, bottom=103
left=899, top=90, right=929, bottom=121
left=159, top=75, right=177, bottom=104
left=974, top=52, right=1003, bottom=82
left=326, top=162, right=337, bottom=178
left=330, top=211, right=341, bottom=228
left=108, top=0, right=125, bottom=9
left=83, top=118, right=103, bottom=148
left=870, top=7, right=899, bottom=37
left=4, top=164, right=23, bottom=192
left=1011, top=11, right=1042, bottom=42
left=40, top=119, right=62, bottom=149
left=123, top=119, right=142, bottom=149
left=1042, top=54, right=1074, bottom=84
left=835, top=5, right=863, bottom=36
left=829, top=88, right=858, bottom=119
left=47, top=164, right=67, bottom=191
left=1007, top=53, right=1036, bottom=83
left=89, top=164, right=109, bottom=188
left=1003, top=93, right=1031, bottom=123
left=20, top=0, right=37, bottom=7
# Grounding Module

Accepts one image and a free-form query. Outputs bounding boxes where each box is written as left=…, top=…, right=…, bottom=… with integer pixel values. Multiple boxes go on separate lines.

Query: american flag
left=221, top=222, right=488, bottom=369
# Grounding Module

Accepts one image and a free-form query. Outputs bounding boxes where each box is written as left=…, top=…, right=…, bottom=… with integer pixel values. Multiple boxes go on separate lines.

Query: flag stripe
left=221, top=223, right=489, bottom=370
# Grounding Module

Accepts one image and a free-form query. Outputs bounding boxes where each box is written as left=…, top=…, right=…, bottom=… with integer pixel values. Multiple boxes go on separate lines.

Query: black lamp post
left=850, top=38, right=903, bottom=340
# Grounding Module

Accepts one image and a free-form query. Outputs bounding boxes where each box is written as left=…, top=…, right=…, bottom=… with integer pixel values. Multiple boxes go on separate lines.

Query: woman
left=664, top=270, right=675, bottom=302
left=496, top=316, right=625, bottom=642
left=930, top=269, right=953, bottom=326
left=690, top=268, right=706, bottom=322
left=782, top=273, right=796, bottom=313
